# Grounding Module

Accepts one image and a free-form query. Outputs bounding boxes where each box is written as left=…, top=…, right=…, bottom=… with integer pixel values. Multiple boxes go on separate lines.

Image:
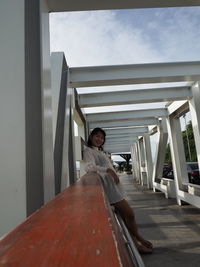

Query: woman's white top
left=83, top=146, right=124, bottom=204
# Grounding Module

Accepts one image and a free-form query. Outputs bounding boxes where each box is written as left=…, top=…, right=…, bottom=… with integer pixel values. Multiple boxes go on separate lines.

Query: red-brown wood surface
left=0, top=180, right=124, bottom=266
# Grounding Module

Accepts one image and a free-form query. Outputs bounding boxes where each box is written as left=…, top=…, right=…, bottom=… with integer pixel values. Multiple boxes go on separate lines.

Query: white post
left=132, top=143, right=140, bottom=182
left=143, top=133, right=153, bottom=189
left=0, top=0, right=54, bottom=236
left=152, top=119, right=168, bottom=183
left=166, top=116, right=188, bottom=205
left=138, top=138, right=147, bottom=185
left=41, top=0, right=55, bottom=203
left=51, top=52, right=70, bottom=193
left=189, top=82, right=200, bottom=168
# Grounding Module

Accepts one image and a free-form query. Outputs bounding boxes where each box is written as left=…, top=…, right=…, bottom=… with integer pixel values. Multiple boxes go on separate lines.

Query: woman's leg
left=113, top=199, right=153, bottom=253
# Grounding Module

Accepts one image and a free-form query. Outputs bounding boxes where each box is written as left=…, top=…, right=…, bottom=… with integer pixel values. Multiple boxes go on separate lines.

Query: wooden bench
left=182, top=182, right=200, bottom=196
left=0, top=173, right=134, bottom=266
left=153, top=178, right=176, bottom=198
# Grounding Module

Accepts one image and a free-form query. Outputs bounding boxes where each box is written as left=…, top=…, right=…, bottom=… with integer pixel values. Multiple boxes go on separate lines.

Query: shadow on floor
left=119, top=174, right=200, bottom=267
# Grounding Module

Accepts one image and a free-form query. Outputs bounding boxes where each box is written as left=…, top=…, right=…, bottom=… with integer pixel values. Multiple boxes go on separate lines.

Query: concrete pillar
left=152, top=119, right=168, bottom=183
left=189, top=82, right=200, bottom=168
left=51, top=52, right=69, bottom=194
left=0, top=0, right=54, bottom=236
left=41, top=0, right=55, bottom=204
left=166, top=116, right=188, bottom=204
left=135, top=142, right=141, bottom=182
left=143, top=133, right=153, bottom=189
left=68, top=92, right=77, bottom=185
left=138, top=138, right=147, bottom=185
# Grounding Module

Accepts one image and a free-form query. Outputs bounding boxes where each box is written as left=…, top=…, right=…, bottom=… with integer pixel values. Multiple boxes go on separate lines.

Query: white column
left=0, top=0, right=55, bottom=236
left=0, top=0, right=27, bottom=236
left=143, top=133, right=153, bottom=189
left=68, top=93, right=77, bottom=185
left=152, top=119, right=168, bottom=183
left=132, top=143, right=140, bottom=181
left=41, top=0, right=55, bottom=203
left=51, top=52, right=70, bottom=193
left=166, top=116, right=188, bottom=204
left=135, top=143, right=141, bottom=181
left=138, top=138, right=147, bottom=185
left=189, top=82, right=200, bottom=167
left=77, top=125, right=86, bottom=178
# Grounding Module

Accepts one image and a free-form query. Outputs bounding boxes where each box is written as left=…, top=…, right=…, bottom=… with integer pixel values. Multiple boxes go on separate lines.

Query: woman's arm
left=83, top=148, right=107, bottom=173
left=106, top=168, right=120, bottom=184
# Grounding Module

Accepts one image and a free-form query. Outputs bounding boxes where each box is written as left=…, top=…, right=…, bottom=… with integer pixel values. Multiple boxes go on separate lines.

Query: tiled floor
left=119, top=173, right=200, bottom=267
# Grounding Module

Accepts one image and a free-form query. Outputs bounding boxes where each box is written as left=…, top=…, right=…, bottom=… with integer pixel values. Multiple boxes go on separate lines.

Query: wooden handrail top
left=0, top=173, right=133, bottom=266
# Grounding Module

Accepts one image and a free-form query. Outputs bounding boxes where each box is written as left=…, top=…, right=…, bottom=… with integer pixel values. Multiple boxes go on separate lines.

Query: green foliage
left=182, top=120, right=197, bottom=162
left=165, top=144, right=171, bottom=163
left=119, top=154, right=131, bottom=171
left=165, top=120, right=197, bottom=163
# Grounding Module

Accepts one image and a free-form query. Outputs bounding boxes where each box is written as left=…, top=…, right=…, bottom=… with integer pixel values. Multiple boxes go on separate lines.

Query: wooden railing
left=0, top=173, right=134, bottom=266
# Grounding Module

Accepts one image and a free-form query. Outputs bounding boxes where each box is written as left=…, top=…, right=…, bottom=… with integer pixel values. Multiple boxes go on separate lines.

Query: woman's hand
left=106, top=168, right=120, bottom=184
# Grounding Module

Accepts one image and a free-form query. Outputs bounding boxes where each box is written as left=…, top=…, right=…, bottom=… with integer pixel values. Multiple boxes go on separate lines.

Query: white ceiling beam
left=106, top=132, right=146, bottom=139
left=105, top=146, right=131, bottom=153
left=105, top=127, right=149, bottom=136
left=70, top=61, right=200, bottom=88
left=105, top=143, right=133, bottom=147
left=47, top=0, right=200, bottom=12
left=109, top=148, right=131, bottom=154
left=86, top=108, right=167, bottom=122
left=167, top=100, right=189, bottom=117
left=90, top=118, right=159, bottom=129
left=105, top=144, right=132, bottom=149
left=79, top=86, right=191, bottom=107
left=105, top=138, right=137, bottom=144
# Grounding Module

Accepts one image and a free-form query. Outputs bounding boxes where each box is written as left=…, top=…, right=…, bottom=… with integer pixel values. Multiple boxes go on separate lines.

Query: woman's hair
left=87, top=127, right=106, bottom=149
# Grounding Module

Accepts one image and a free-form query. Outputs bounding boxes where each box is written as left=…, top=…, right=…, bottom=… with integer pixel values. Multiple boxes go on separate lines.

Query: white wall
left=0, top=0, right=27, bottom=236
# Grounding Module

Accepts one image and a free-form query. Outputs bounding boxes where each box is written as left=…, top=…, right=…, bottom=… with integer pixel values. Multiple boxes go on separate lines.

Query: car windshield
left=188, top=163, right=199, bottom=170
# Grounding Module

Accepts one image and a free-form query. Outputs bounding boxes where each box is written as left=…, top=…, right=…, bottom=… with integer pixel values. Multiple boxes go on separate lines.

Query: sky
left=50, top=6, right=200, bottom=162
left=50, top=7, right=200, bottom=67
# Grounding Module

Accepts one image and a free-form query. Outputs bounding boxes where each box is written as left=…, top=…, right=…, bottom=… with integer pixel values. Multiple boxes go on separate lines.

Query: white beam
left=105, top=146, right=132, bottom=151
left=167, top=100, right=189, bottom=116
left=47, top=0, right=200, bottom=12
left=105, top=127, right=149, bottom=136
left=70, top=61, right=200, bottom=87
left=105, top=139, right=137, bottom=145
left=86, top=108, right=167, bottom=122
left=106, top=132, right=144, bottom=139
left=79, top=87, right=191, bottom=107
left=105, top=141, right=135, bottom=146
left=90, top=118, right=159, bottom=128
left=109, top=148, right=131, bottom=153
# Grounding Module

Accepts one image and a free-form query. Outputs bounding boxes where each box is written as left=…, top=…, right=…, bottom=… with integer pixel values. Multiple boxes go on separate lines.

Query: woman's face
left=90, top=132, right=105, bottom=147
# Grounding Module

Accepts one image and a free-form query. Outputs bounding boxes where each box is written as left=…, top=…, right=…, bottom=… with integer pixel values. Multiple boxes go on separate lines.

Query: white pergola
left=70, top=60, right=200, bottom=210
left=1, top=0, right=200, bottom=236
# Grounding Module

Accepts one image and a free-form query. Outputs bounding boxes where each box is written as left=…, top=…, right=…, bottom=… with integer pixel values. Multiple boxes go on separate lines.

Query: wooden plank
left=0, top=173, right=133, bottom=266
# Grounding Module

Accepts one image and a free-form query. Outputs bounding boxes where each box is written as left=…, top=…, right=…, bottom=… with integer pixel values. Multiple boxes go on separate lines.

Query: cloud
left=50, top=7, right=200, bottom=67
left=50, top=10, right=163, bottom=67
left=50, top=8, right=198, bottom=157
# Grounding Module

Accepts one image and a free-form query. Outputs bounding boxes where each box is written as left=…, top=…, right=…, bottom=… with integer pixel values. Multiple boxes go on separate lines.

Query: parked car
left=163, top=162, right=200, bottom=184
left=187, top=162, right=200, bottom=184
left=162, top=163, right=173, bottom=179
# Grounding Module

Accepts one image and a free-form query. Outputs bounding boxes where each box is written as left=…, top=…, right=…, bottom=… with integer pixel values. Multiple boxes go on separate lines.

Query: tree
left=182, top=120, right=197, bottom=162
left=119, top=154, right=131, bottom=171
left=165, top=120, right=197, bottom=163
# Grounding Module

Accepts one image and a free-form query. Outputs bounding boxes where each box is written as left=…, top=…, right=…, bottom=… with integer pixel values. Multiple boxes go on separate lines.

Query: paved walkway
left=119, top=173, right=200, bottom=267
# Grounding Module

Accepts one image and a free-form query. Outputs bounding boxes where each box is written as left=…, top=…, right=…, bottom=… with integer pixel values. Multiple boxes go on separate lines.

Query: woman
left=83, top=127, right=153, bottom=254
